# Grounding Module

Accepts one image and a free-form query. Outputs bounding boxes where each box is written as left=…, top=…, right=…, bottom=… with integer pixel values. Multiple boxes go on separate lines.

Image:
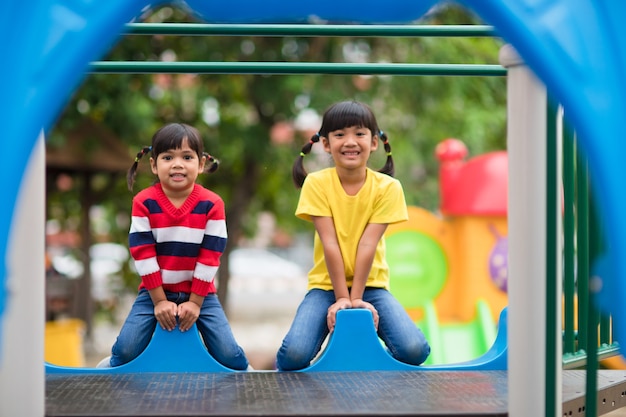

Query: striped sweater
left=128, top=183, right=227, bottom=296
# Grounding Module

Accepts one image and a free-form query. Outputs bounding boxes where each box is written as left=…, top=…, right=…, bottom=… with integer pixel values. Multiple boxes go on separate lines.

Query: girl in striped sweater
left=99, top=123, right=248, bottom=370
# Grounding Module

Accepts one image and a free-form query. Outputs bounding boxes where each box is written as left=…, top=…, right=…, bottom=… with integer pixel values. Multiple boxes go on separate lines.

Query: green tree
left=48, top=2, right=506, bottom=322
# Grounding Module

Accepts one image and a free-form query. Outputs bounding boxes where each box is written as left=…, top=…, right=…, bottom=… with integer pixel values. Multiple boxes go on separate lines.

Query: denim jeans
left=110, top=289, right=248, bottom=370
left=276, top=288, right=430, bottom=371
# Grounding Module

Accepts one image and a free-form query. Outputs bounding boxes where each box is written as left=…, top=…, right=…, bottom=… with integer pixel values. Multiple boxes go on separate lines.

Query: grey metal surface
left=46, top=370, right=508, bottom=416
left=46, top=370, right=626, bottom=417
left=562, top=370, right=626, bottom=416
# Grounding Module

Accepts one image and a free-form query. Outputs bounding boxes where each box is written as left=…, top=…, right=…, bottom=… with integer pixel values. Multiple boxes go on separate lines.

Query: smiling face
left=150, top=138, right=206, bottom=200
left=322, top=125, right=378, bottom=172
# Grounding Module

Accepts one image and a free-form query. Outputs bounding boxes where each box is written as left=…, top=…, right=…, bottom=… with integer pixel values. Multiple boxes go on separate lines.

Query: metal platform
left=563, top=370, right=626, bottom=416
left=45, top=370, right=626, bottom=417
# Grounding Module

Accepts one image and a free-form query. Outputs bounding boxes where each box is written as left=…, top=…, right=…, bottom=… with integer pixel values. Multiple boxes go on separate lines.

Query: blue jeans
left=276, top=288, right=430, bottom=371
left=110, top=289, right=248, bottom=370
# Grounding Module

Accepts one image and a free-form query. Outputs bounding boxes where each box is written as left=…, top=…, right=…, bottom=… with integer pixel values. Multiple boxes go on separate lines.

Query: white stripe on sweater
left=194, top=263, right=219, bottom=282
left=130, top=219, right=227, bottom=242
left=134, top=257, right=160, bottom=277
left=154, top=226, right=205, bottom=243
left=205, top=219, right=227, bottom=238
left=162, top=269, right=194, bottom=284
left=130, top=216, right=151, bottom=233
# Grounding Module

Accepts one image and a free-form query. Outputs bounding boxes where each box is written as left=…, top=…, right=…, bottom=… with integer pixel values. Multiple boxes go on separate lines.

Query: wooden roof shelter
left=46, top=119, right=134, bottom=174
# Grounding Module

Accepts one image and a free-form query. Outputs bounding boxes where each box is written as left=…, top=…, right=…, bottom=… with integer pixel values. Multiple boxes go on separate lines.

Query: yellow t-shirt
left=296, top=167, right=408, bottom=291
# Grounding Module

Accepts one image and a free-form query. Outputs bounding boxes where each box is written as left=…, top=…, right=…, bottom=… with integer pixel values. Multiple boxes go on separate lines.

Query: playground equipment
left=44, top=319, right=86, bottom=367
left=46, top=308, right=508, bottom=374
left=385, top=139, right=508, bottom=364
left=386, top=135, right=621, bottom=372
left=415, top=299, right=497, bottom=365
left=46, top=322, right=236, bottom=374
left=4, top=2, right=626, bottom=417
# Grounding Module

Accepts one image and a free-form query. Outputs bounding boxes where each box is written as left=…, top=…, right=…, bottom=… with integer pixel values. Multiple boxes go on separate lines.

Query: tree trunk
left=218, top=157, right=261, bottom=315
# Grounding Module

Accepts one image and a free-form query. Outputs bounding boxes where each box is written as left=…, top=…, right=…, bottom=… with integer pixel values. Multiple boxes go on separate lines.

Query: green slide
left=417, top=299, right=497, bottom=365
left=385, top=230, right=498, bottom=365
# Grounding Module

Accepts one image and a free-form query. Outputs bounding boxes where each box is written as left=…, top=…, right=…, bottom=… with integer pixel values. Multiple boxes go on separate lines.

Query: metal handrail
left=123, top=23, right=498, bottom=37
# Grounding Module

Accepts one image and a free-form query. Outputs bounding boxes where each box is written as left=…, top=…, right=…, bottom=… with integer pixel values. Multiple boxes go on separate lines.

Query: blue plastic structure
left=44, top=308, right=507, bottom=374
left=45, top=323, right=236, bottom=374
left=302, top=308, right=508, bottom=372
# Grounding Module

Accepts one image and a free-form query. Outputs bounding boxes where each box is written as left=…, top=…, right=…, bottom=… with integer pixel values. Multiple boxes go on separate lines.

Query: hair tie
left=135, top=146, right=152, bottom=162
left=386, top=152, right=392, bottom=156
left=300, top=152, right=306, bottom=157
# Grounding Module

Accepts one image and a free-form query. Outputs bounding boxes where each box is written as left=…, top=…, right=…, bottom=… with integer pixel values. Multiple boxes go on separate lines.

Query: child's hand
left=351, top=299, right=379, bottom=330
left=327, top=297, right=352, bottom=332
left=177, top=301, right=200, bottom=332
left=154, top=300, right=178, bottom=331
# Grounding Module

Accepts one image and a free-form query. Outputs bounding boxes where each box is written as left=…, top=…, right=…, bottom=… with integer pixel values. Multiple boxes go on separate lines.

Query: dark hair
left=127, top=123, right=219, bottom=191
left=292, top=100, right=394, bottom=188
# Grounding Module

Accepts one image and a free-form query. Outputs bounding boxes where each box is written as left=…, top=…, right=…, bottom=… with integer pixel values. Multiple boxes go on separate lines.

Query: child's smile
left=150, top=138, right=205, bottom=200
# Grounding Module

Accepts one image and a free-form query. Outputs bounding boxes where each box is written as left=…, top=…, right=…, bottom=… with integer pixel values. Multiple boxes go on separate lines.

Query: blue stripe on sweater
left=157, top=242, right=201, bottom=257
left=129, top=234, right=226, bottom=254
left=202, top=235, right=227, bottom=253
left=143, top=199, right=163, bottom=214
left=129, top=231, right=155, bottom=247
left=192, top=200, right=215, bottom=214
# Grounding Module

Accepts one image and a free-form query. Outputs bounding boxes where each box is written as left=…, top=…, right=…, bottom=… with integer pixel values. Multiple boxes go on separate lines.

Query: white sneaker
left=96, top=356, right=112, bottom=368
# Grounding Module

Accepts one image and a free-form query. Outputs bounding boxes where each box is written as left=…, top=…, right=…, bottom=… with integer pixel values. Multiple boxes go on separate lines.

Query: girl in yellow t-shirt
left=276, top=100, right=430, bottom=371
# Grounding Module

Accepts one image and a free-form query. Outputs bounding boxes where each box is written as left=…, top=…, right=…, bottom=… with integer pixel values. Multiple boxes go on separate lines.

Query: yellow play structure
left=45, top=319, right=86, bottom=367
left=386, top=138, right=508, bottom=365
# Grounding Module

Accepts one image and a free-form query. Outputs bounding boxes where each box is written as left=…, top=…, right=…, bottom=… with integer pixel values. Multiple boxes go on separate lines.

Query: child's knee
left=215, top=349, right=248, bottom=370
left=393, top=338, right=431, bottom=366
left=276, top=347, right=313, bottom=371
left=110, top=343, right=141, bottom=366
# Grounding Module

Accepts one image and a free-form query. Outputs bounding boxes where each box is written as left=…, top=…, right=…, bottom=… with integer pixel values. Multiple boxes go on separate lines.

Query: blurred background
left=43, top=2, right=506, bottom=370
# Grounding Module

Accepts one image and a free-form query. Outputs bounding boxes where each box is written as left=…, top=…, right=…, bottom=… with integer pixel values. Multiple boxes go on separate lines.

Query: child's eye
left=183, top=155, right=194, bottom=160
left=162, top=155, right=172, bottom=161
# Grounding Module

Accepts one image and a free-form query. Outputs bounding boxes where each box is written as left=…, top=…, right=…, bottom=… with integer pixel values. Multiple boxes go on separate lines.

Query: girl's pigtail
left=292, top=133, right=320, bottom=188
left=127, top=146, right=152, bottom=191
left=203, top=152, right=220, bottom=173
left=377, top=131, right=395, bottom=177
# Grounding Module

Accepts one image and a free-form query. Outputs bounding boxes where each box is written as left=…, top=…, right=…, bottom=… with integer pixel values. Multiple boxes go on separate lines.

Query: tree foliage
left=47, top=3, right=506, bottom=315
